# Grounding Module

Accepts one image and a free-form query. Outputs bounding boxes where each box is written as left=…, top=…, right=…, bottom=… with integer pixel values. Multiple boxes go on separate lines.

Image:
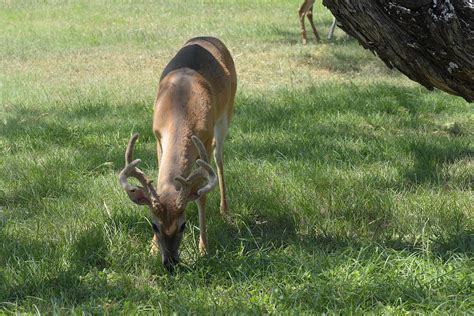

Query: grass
left=1, top=0, right=473, bottom=313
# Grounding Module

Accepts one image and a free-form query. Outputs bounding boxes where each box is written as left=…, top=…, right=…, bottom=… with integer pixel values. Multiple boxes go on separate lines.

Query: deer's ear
left=126, top=187, right=152, bottom=206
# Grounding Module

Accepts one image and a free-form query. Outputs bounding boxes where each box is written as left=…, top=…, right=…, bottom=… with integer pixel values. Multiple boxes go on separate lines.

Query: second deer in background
left=299, top=0, right=337, bottom=44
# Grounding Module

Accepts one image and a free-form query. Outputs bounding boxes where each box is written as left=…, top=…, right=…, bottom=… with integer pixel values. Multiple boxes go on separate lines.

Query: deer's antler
left=175, top=135, right=217, bottom=208
left=118, top=133, right=160, bottom=208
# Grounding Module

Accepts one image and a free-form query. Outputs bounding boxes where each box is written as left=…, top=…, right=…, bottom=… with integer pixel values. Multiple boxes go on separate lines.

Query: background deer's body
left=119, top=36, right=236, bottom=270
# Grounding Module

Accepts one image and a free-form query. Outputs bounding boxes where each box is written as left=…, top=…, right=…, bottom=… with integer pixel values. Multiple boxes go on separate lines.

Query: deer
left=299, top=0, right=337, bottom=44
left=118, top=36, right=237, bottom=271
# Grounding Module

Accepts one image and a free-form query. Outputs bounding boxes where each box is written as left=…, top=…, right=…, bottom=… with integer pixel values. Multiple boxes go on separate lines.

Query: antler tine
left=191, top=135, right=209, bottom=162
left=118, top=158, right=142, bottom=191
left=195, top=159, right=217, bottom=195
left=126, top=133, right=140, bottom=164
left=174, top=135, right=217, bottom=206
left=191, top=135, right=217, bottom=195
left=119, top=133, right=159, bottom=204
left=175, top=176, right=189, bottom=187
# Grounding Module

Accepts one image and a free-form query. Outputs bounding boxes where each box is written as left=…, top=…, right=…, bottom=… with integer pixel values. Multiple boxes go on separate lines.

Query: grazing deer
left=299, top=0, right=337, bottom=44
left=119, top=36, right=237, bottom=271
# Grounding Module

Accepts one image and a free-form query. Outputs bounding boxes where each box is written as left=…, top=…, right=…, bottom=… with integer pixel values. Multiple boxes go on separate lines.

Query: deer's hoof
left=199, top=241, right=209, bottom=256
left=220, top=203, right=230, bottom=215
left=150, top=241, right=159, bottom=255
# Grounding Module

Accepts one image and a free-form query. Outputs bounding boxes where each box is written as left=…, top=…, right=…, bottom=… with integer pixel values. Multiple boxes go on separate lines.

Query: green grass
left=1, top=0, right=473, bottom=313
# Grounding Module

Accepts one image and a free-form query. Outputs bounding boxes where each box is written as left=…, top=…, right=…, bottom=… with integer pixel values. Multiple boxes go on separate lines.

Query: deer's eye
left=152, top=223, right=160, bottom=234
left=179, top=222, right=186, bottom=233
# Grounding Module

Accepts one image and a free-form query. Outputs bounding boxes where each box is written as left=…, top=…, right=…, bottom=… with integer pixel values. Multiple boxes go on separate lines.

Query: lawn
left=1, top=0, right=473, bottom=313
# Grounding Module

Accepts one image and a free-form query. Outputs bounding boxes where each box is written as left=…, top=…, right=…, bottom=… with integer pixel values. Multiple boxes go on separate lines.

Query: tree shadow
left=404, top=138, right=473, bottom=185
left=4, top=80, right=469, bottom=252
left=270, top=26, right=353, bottom=45
left=206, top=188, right=298, bottom=255
left=1, top=100, right=158, bottom=212
left=3, top=100, right=157, bottom=166
left=267, top=24, right=395, bottom=76
left=230, top=83, right=429, bottom=165
left=269, top=19, right=353, bottom=46
left=0, top=211, right=157, bottom=307
left=1, top=78, right=471, bottom=314
left=0, top=230, right=69, bottom=302
left=216, top=82, right=471, bottom=260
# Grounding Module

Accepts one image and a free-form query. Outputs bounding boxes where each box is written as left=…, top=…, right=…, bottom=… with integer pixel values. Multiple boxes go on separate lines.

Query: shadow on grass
left=0, top=212, right=156, bottom=306
left=0, top=230, right=73, bottom=302
left=3, top=80, right=470, bottom=235
left=1, top=101, right=158, bottom=211
left=431, top=228, right=474, bottom=256
left=210, top=195, right=472, bottom=261
left=406, top=138, right=473, bottom=185
left=71, top=225, right=109, bottom=271
left=1, top=80, right=472, bottom=312
left=269, top=21, right=355, bottom=46
left=219, top=83, right=471, bottom=259
left=230, top=83, right=467, bottom=169
left=207, top=190, right=298, bottom=254
left=270, top=27, right=396, bottom=76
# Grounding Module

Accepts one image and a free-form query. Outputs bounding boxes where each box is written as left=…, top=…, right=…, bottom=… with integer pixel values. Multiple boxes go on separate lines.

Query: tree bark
left=323, top=0, right=474, bottom=102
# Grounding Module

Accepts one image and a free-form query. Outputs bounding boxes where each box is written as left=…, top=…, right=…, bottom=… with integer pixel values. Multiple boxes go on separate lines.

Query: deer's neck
left=153, top=71, right=213, bottom=199
left=156, top=125, right=196, bottom=196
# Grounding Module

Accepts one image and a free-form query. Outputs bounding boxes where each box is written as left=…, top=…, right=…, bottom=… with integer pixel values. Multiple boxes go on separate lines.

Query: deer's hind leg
left=328, top=17, right=337, bottom=40
left=306, top=6, right=321, bottom=42
left=298, top=9, right=308, bottom=44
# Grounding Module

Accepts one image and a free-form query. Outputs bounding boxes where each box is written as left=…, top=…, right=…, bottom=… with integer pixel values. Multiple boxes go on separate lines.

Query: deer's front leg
left=214, top=118, right=230, bottom=216
left=196, top=195, right=208, bottom=255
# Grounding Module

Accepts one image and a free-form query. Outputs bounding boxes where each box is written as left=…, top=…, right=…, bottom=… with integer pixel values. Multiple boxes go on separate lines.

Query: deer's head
left=118, top=134, right=216, bottom=271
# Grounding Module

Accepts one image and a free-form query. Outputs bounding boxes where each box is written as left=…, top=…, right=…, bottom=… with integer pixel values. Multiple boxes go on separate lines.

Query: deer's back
left=159, top=37, right=236, bottom=106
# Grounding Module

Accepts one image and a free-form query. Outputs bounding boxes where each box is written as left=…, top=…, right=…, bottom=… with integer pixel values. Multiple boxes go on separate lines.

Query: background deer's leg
left=306, top=6, right=320, bottom=42
left=299, top=11, right=308, bottom=44
left=196, top=194, right=208, bottom=255
left=328, top=17, right=337, bottom=40
left=214, top=116, right=230, bottom=216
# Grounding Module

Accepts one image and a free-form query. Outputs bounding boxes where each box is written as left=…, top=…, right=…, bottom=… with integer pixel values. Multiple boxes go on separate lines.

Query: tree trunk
left=323, top=0, right=474, bottom=102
